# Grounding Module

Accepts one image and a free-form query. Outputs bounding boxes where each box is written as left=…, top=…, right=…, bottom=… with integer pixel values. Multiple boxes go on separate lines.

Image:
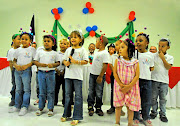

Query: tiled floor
left=0, top=95, right=179, bottom=126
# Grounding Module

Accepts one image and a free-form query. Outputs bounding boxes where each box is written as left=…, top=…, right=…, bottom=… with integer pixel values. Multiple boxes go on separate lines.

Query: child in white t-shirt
left=134, top=33, right=154, bottom=126
left=150, top=38, right=174, bottom=122
left=9, top=33, right=36, bottom=116
left=87, top=35, right=110, bottom=117
left=61, top=30, right=88, bottom=125
left=7, top=34, right=21, bottom=106
left=34, top=35, right=60, bottom=117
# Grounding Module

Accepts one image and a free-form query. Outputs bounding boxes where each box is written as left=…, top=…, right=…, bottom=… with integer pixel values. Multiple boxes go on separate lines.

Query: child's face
left=95, top=38, right=101, bottom=49
left=13, top=35, right=21, bottom=47
left=89, top=44, right=95, bottom=53
left=158, top=41, right=170, bottom=54
left=59, top=40, right=68, bottom=51
left=109, top=47, right=115, bottom=55
left=43, top=38, right=54, bottom=50
left=135, top=35, right=149, bottom=52
left=119, top=42, right=128, bottom=58
left=70, top=34, right=82, bottom=46
left=115, top=40, right=122, bottom=53
left=21, top=34, right=31, bottom=48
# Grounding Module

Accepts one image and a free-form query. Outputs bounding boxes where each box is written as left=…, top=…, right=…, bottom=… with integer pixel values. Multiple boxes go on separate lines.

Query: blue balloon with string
left=82, top=8, right=89, bottom=14
left=58, top=7, right=63, bottom=14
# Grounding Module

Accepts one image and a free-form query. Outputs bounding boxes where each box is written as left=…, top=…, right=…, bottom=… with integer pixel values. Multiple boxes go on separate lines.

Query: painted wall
left=0, top=0, right=179, bottom=66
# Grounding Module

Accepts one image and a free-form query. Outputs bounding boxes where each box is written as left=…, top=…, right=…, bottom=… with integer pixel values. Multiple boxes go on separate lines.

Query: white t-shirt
left=62, top=47, right=88, bottom=81
left=91, top=50, right=110, bottom=75
left=151, top=53, right=174, bottom=84
left=135, top=51, right=154, bottom=80
left=7, top=48, right=17, bottom=61
left=34, top=49, right=61, bottom=71
left=56, top=51, right=65, bottom=72
left=110, top=54, right=118, bottom=67
left=14, top=46, right=36, bottom=66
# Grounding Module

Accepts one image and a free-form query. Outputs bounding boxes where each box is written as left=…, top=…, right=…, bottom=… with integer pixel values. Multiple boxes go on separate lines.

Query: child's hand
left=159, top=51, right=165, bottom=59
left=21, top=65, right=29, bottom=71
left=121, top=85, right=131, bottom=94
left=15, top=65, right=22, bottom=71
left=96, top=76, right=103, bottom=84
left=64, top=61, right=71, bottom=67
left=47, top=64, right=53, bottom=68
left=69, top=56, right=76, bottom=64
left=41, top=63, right=47, bottom=67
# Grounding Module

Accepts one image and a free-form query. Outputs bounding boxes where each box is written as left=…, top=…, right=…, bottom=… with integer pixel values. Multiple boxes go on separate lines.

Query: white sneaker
left=8, top=107, right=20, bottom=113
left=18, top=107, right=28, bottom=116
left=36, top=110, right=42, bottom=116
left=47, top=111, right=53, bottom=117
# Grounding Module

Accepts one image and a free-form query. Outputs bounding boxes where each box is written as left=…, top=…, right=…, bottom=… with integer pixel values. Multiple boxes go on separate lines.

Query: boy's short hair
left=99, top=35, right=108, bottom=47
left=159, top=38, right=171, bottom=46
left=89, top=43, right=95, bottom=47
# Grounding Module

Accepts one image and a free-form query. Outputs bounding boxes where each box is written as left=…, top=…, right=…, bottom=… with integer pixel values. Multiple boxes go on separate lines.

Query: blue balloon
left=92, top=25, right=98, bottom=31
left=133, top=17, right=136, bottom=21
left=82, top=8, right=89, bottom=14
left=58, top=7, right=63, bottom=14
left=86, top=26, right=92, bottom=32
left=51, top=9, right=54, bottom=14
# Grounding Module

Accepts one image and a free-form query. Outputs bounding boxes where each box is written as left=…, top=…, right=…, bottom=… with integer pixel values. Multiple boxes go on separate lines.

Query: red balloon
left=89, top=31, right=95, bottom=37
left=86, top=2, right=91, bottom=8
left=129, top=15, right=135, bottom=20
left=89, top=8, right=94, bottom=14
left=54, top=14, right=60, bottom=20
left=52, top=8, right=58, bottom=15
left=129, top=11, right=135, bottom=16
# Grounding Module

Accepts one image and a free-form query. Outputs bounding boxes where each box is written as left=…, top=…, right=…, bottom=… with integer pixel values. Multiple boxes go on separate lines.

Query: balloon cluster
left=129, top=11, right=136, bottom=21
left=86, top=25, right=98, bottom=37
left=51, top=7, right=63, bottom=20
left=82, top=2, right=94, bottom=14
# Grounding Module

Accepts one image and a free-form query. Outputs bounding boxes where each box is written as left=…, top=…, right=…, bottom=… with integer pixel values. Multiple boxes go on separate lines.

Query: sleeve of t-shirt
left=150, top=53, right=154, bottom=67
left=13, top=49, right=18, bottom=60
left=34, top=51, right=40, bottom=61
left=55, top=52, right=61, bottom=62
left=82, top=48, right=89, bottom=61
left=7, top=50, right=12, bottom=61
left=32, top=48, right=36, bottom=59
left=103, top=51, right=110, bottom=64
left=109, top=56, right=113, bottom=65
left=167, top=55, right=174, bottom=65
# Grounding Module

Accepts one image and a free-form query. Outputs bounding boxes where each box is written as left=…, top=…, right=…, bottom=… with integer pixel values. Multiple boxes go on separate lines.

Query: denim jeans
left=14, top=67, right=32, bottom=109
left=63, top=79, right=83, bottom=120
left=134, top=79, right=152, bottom=120
left=10, top=68, right=16, bottom=102
left=151, top=81, right=168, bottom=116
left=38, top=70, right=55, bottom=110
left=87, top=73, right=105, bottom=109
left=36, top=72, right=39, bottom=98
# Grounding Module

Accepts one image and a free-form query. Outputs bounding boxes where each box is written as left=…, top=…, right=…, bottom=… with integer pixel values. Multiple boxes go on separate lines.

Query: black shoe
left=150, top=112, right=157, bottom=119
left=95, top=108, right=104, bottom=116
left=9, top=101, right=15, bottom=106
left=160, top=115, right=168, bottom=122
left=107, top=108, right=115, bottom=114
left=88, top=106, right=94, bottom=116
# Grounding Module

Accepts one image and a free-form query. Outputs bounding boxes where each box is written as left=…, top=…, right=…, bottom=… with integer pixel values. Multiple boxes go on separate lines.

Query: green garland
left=52, top=20, right=135, bottom=43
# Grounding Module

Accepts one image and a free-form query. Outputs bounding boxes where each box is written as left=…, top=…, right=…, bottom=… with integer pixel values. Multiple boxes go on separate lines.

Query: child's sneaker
left=150, top=112, right=157, bottom=119
left=18, top=107, right=28, bottom=116
left=95, top=108, right=104, bottom=116
left=34, top=99, right=39, bottom=105
left=133, top=120, right=140, bottom=126
left=88, top=106, right=94, bottom=116
left=9, top=101, right=15, bottom=106
left=144, top=120, right=152, bottom=126
left=160, top=115, right=168, bottom=122
left=47, top=111, right=53, bottom=117
left=107, top=107, right=115, bottom=114
left=8, top=106, right=20, bottom=113
left=36, top=110, right=42, bottom=116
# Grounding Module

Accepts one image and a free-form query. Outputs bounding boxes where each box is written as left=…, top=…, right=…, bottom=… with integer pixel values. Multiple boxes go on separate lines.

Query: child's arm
left=9, top=61, right=13, bottom=71
left=13, top=58, right=22, bottom=71
left=62, top=60, right=71, bottom=67
left=109, top=64, right=114, bottom=72
left=69, top=56, right=88, bottom=65
left=21, top=62, right=33, bottom=71
left=121, top=62, right=140, bottom=94
left=47, top=61, right=60, bottom=68
left=159, top=51, right=172, bottom=70
left=96, top=63, right=108, bottom=84
left=113, top=59, right=124, bottom=87
left=34, top=61, right=47, bottom=67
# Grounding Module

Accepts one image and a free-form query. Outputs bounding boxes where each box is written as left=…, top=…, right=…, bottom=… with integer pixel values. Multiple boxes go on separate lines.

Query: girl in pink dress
left=113, top=39, right=141, bottom=126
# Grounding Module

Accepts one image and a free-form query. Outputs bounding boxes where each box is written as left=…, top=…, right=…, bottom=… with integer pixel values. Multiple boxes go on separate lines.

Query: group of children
left=7, top=30, right=173, bottom=126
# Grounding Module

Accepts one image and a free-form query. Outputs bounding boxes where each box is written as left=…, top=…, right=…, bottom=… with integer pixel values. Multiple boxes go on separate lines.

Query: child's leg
left=126, top=106, right=134, bottom=126
left=9, top=68, right=16, bottom=105
left=60, top=75, right=65, bottom=106
left=54, top=73, right=61, bottom=105
left=14, top=70, right=23, bottom=109
left=72, top=79, right=83, bottom=120
left=151, top=81, right=159, bottom=116
left=115, top=106, right=123, bottom=124
left=21, top=68, right=32, bottom=109
left=159, top=83, right=168, bottom=116
left=63, top=79, right=73, bottom=118
left=46, top=71, right=56, bottom=111
left=38, top=71, right=46, bottom=110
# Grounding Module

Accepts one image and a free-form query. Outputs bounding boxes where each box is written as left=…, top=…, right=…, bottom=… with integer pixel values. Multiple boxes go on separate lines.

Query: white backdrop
left=0, top=65, right=180, bottom=108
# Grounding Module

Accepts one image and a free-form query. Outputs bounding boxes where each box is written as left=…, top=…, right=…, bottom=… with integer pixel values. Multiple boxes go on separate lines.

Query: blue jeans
left=87, top=73, right=105, bottom=109
left=134, top=79, right=152, bottom=120
left=151, top=81, right=168, bottom=116
left=63, top=79, right=83, bottom=120
left=14, top=67, right=32, bottom=109
left=10, top=68, right=16, bottom=102
left=38, top=70, right=55, bottom=110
